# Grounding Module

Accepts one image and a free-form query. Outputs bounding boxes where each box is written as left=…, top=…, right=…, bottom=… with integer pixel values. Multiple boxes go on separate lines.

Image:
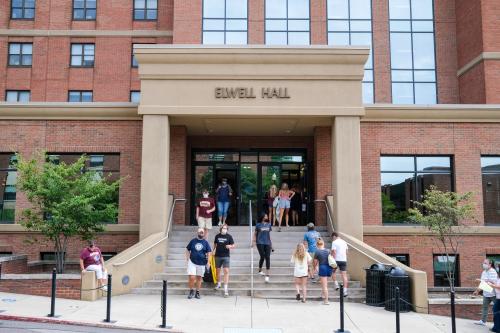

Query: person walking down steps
left=254, top=213, right=273, bottom=283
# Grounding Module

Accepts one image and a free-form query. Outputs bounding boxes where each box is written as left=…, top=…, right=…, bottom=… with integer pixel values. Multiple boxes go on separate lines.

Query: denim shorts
left=217, top=201, right=230, bottom=217
left=279, top=199, right=290, bottom=209
left=318, top=264, right=333, bottom=277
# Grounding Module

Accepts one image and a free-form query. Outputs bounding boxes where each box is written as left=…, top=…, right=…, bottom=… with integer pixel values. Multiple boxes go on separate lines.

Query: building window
left=433, top=254, right=459, bottom=287
left=5, top=90, right=30, bottom=102
left=130, top=91, right=140, bottom=103
left=327, top=0, right=373, bottom=103
left=380, top=156, right=452, bottom=224
left=70, top=43, right=95, bottom=67
left=0, top=252, right=13, bottom=257
left=73, top=0, right=96, bottom=20
left=11, top=0, right=35, bottom=19
left=389, top=0, right=436, bottom=104
left=481, top=156, right=500, bottom=225
left=68, top=91, right=93, bottom=102
left=8, top=43, right=33, bottom=67
left=202, top=0, right=248, bottom=45
left=388, top=254, right=410, bottom=266
left=40, top=252, right=66, bottom=261
left=0, top=154, right=17, bottom=224
left=102, top=252, right=117, bottom=261
left=133, top=0, right=157, bottom=20
left=487, top=255, right=500, bottom=274
left=265, top=0, right=310, bottom=45
left=132, top=44, right=139, bottom=67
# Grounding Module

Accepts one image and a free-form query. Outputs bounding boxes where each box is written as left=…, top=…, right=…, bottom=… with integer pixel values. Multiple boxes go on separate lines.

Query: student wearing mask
left=474, top=258, right=498, bottom=326
left=213, top=224, right=235, bottom=297
left=254, top=213, right=273, bottom=283
left=216, top=178, right=233, bottom=225
left=196, top=189, right=215, bottom=239
left=185, top=228, right=212, bottom=299
left=303, top=223, right=321, bottom=282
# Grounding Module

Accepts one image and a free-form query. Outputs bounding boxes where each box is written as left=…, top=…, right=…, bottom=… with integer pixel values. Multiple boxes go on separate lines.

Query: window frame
left=72, top=0, right=97, bottom=21
left=8, top=42, right=33, bottom=67
left=5, top=90, right=31, bottom=102
left=388, top=253, right=410, bottom=266
left=264, top=0, right=311, bottom=45
left=326, top=0, right=374, bottom=103
left=130, top=90, right=140, bottom=103
left=380, top=155, right=454, bottom=225
left=68, top=90, right=93, bottom=102
left=0, top=154, right=17, bottom=224
left=201, top=0, right=249, bottom=45
left=133, top=0, right=158, bottom=21
left=10, top=0, right=36, bottom=20
left=481, top=155, right=500, bottom=226
left=69, top=43, right=95, bottom=68
left=433, top=254, right=460, bottom=287
left=388, top=0, right=438, bottom=104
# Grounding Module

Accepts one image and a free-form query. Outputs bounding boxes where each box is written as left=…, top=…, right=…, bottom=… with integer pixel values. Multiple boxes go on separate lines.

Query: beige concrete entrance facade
left=134, top=45, right=368, bottom=240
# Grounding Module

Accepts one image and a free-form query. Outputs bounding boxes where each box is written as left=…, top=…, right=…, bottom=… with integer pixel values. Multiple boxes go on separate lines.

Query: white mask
left=203, top=193, right=209, bottom=198
left=483, top=263, right=490, bottom=270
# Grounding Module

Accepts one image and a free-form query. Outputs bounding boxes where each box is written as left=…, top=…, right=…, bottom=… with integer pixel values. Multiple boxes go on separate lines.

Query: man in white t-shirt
left=330, top=232, right=349, bottom=296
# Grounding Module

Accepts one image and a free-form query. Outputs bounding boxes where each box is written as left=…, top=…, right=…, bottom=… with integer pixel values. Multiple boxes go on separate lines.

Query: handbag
left=328, top=254, right=338, bottom=269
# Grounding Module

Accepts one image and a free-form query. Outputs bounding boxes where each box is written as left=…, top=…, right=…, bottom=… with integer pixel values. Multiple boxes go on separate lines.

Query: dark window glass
left=40, top=252, right=66, bottom=261
left=389, top=253, right=410, bottom=266
left=73, top=0, right=96, bottom=20
left=102, top=252, right=117, bottom=261
left=68, top=91, right=93, bottom=102
left=134, top=0, right=157, bottom=20
left=70, top=43, right=94, bottom=67
left=433, top=254, right=460, bottom=287
left=5, top=90, right=30, bottom=102
left=130, top=91, right=140, bottom=103
left=11, top=0, right=35, bottom=19
left=265, top=0, right=310, bottom=45
left=0, top=252, right=13, bottom=257
left=389, top=0, right=436, bottom=104
left=0, top=154, right=17, bottom=224
left=381, top=156, right=453, bottom=224
left=482, top=157, right=500, bottom=225
left=327, top=0, right=373, bottom=103
left=203, top=0, right=248, bottom=45
left=8, top=43, right=33, bottom=66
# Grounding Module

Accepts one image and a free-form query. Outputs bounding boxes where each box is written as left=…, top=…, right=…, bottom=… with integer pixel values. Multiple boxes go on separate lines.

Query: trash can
left=365, top=263, right=391, bottom=307
left=384, top=267, right=412, bottom=312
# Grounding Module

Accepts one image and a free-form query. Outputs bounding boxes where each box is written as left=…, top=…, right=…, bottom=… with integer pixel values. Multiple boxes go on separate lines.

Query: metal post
left=103, top=274, right=116, bottom=323
left=47, top=268, right=57, bottom=317
left=450, top=290, right=456, bottom=333
left=249, top=200, right=254, bottom=328
left=335, top=284, right=350, bottom=333
left=395, top=287, right=400, bottom=333
left=159, top=280, right=172, bottom=329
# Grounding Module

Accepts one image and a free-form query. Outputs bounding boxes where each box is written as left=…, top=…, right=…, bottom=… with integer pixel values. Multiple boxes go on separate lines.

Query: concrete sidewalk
left=0, top=292, right=491, bottom=333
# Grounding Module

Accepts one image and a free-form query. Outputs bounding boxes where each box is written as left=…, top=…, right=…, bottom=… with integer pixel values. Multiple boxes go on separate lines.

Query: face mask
left=222, top=181, right=227, bottom=185
left=221, top=229, right=227, bottom=235
left=203, top=193, right=209, bottom=198
left=483, top=264, right=490, bottom=270
left=197, top=234, right=204, bottom=239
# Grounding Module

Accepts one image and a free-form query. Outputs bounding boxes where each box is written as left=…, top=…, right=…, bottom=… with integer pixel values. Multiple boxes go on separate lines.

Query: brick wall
left=429, top=302, right=493, bottom=321
left=0, top=277, right=81, bottom=300
left=0, top=256, right=28, bottom=274
left=314, top=127, right=332, bottom=226
left=170, top=126, right=187, bottom=225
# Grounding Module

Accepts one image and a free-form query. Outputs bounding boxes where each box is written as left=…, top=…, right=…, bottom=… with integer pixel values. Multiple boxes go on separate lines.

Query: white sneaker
left=101, top=285, right=108, bottom=292
left=224, top=291, right=229, bottom=298
left=474, top=320, right=486, bottom=326
left=214, top=283, right=221, bottom=290
left=334, top=281, right=339, bottom=290
left=258, top=271, right=265, bottom=276
left=265, top=276, right=270, bottom=283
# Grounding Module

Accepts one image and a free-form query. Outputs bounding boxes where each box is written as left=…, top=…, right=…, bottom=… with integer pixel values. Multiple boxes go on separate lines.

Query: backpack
left=203, top=265, right=214, bottom=283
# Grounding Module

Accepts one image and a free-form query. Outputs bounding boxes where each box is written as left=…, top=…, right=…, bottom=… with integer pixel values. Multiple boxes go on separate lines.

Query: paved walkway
left=0, top=292, right=491, bottom=333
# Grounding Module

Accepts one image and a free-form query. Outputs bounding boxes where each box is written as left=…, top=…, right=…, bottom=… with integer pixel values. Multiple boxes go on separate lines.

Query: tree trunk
left=54, top=236, right=67, bottom=274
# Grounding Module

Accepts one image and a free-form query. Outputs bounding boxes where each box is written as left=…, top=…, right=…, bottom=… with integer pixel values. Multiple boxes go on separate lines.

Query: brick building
left=0, top=0, right=500, bottom=294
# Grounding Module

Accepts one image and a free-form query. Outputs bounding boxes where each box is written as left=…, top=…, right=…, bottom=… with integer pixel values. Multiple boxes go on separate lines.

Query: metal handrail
left=112, top=197, right=186, bottom=267
left=315, top=198, right=392, bottom=267
left=248, top=200, right=254, bottom=328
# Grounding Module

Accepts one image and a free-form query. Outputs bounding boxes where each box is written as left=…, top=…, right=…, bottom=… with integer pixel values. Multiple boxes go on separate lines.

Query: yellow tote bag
left=210, top=255, right=217, bottom=283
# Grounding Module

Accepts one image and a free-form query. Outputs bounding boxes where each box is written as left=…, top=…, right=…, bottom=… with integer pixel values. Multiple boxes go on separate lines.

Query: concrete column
left=331, top=116, right=363, bottom=240
left=139, top=115, right=170, bottom=240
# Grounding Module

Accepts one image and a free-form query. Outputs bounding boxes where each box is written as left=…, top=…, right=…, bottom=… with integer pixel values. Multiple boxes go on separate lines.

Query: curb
left=0, top=314, right=181, bottom=332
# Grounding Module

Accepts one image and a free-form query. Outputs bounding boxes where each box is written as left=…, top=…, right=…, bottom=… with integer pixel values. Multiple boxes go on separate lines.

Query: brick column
left=169, top=126, right=187, bottom=225
left=314, top=126, right=332, bottom=226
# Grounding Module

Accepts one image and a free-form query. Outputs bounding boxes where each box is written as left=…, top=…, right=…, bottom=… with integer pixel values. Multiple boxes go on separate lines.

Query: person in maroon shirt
left=80, top=240, right=107, bottom=291
left=197, top=189, right=216, bottom=239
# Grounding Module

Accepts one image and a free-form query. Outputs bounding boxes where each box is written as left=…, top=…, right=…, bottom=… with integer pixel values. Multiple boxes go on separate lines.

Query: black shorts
left=334, top=261, right=347, bottom=272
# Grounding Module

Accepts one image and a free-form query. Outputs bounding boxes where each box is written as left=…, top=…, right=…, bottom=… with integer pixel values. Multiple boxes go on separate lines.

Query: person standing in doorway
left=213, top=224, right=235, bottom=297
left=313, top=238, right=332, bottom=305
left=216, top=178, right=233, bottom=226
left=473, top=258, right=498, bottom=326
left=291, top=243, right=312, bottom=303
left=331, top=232, right=349, bottom=297
left=196, top=189, right=215, bottom=239
left=277, top=183, right=295, bottom=231
left=290, top=184, right=302, bottom=226
left=303, top=223, right=321, bottom=282
left=254, top=213, right=272, bottom=283
left=267, top=183, right=278, bottom=226
left=186, top=228, right=212, bottom=299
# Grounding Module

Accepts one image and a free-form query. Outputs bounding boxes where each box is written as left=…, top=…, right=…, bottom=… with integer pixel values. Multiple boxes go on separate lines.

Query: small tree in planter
left=15, top=152, right=121, bottom=273
left=408, top=185, right=475, bottom=333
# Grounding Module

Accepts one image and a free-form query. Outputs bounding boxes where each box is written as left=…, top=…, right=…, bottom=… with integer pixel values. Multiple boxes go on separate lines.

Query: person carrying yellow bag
left=212, top=224, right=235, bottom=297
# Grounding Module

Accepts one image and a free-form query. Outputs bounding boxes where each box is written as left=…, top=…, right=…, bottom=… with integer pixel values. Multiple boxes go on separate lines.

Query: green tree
left=408, top=186, right=476, bottom=291
left=15, top=152, right=122, bottom=273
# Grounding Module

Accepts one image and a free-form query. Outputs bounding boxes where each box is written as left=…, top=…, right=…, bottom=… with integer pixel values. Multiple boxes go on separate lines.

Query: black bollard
left=159, top=280, right=173, bottom=329
left=103, top=274, right=116, bottom=323
left=335, top=284, right=350, bottom=333
left=47, top=268, right=57, bottom=317
left=450, top=290, right=456, bottom=333
left=395, top=287, right=400, bottom=333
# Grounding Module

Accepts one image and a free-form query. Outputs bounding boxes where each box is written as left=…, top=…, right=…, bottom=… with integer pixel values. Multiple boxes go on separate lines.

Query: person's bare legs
left=294, top=277, right=301, bottom=297
left=301, top=277, right=307, bottom=301
left=278, top=208, right=285, bottom=229
left=321, top=277, right=329, bottom=304
left=292, top=210, right=298, bottom=226
left=223, top=267, right=230, bottom=291
left=268, top=207, right=275, bottom=226
left=285, top=208, right=290, bottom=227
left=196, top=276, right=202, bottom=290
left=341, top=270, right=348, bottom=294
left=188, top=275, right=196, bottom=289
left=215, top=267, right=221, bottom=287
